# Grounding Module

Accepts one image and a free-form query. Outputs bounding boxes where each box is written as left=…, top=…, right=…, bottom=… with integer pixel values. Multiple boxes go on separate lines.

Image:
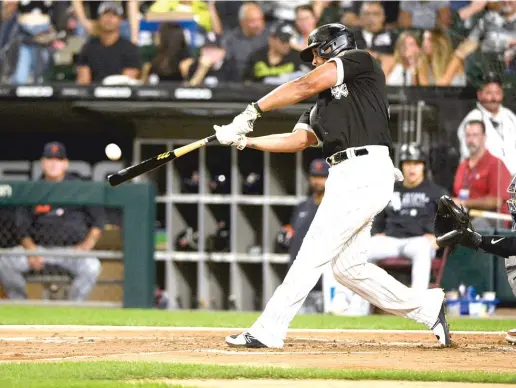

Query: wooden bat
left=108, top=135, right=217, bottom=187
left=469, top=209, right=513, bottom=222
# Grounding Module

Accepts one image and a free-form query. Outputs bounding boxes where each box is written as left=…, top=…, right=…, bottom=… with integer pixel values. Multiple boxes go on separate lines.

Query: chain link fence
left=0, top=205, right=124, bottom=305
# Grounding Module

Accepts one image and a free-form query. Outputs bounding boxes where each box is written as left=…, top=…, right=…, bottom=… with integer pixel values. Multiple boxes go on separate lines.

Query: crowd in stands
left=0, top=0, right=515, bottom=87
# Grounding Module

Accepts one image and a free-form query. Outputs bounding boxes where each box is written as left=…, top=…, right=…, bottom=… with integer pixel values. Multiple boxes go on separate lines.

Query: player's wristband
left=252, top=102, right=264, bottom=116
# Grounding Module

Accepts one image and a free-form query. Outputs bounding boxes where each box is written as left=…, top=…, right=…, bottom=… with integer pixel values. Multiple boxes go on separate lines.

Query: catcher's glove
left=434, top=195, right=481, bottom=251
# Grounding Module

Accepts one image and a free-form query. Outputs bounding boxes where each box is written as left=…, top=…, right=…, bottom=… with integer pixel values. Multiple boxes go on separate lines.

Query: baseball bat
left=107, top=135, right=217, bottom=187
left=469, top=209, right=513, bottom=222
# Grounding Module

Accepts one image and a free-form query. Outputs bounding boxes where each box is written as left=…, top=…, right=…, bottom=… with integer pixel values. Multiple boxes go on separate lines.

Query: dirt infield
left=0, top=326, right=514, bottom=387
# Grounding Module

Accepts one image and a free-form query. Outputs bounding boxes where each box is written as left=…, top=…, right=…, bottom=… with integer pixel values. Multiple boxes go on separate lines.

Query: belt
left=326, top=147, right=369, bottom=166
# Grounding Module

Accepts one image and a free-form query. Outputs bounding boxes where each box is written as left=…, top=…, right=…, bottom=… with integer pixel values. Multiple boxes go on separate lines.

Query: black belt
left=326, top=148, right=369, bottom=166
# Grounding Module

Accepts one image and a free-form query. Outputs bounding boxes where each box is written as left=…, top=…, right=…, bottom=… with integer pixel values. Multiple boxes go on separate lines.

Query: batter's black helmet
left=300, top=23, right=357, bottom=63
left=399, top=144, right=426, bottom=164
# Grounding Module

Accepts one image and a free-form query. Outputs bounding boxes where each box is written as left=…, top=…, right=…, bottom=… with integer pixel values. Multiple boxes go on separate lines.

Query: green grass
left=0, top=362, right=515, bottom=387
left=0, top=305, right=515, bottom=332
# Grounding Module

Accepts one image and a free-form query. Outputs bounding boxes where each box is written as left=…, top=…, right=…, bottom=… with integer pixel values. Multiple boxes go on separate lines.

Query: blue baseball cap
left=309, top=158, right=329, bottom=177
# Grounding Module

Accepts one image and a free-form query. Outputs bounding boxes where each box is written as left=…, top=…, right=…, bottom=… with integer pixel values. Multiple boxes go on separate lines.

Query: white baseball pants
left=368, top=235, right=436, bottom=290
left=249, top=146, right=444, bottom=348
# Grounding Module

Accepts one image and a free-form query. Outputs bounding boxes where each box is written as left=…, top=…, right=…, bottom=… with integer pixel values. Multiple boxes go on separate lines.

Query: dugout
left=0, top=82, right=514, bottom=309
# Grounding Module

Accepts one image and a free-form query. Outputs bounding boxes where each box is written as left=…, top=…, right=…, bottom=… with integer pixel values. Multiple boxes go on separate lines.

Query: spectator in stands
left=398, top=1, right=451, bottom=31
left=421, top=28, right=466, bottom=86
left=368, top=144, right=447, bottom=290
left=353, top=2, right=397, bottom=75
left=72, top=0, right=139, bottom=44
left=208, top=0, right=243, bottom=35
left=185, top=31, right=235, bottom=86
left=448, top=1, right=487, bottom=48
left=0, top=142, right=104, bottom=301
left=222, top=2, right=268, bottom=81
left=439, top=1, right=516, bottom=86
left=385, top=31, right=429, bottom=86
left=453, top=120, right=512, bottom=228
left=76, top=2, right=141, bottom=84
left=142, top=22, right=193, bottom=83
left=244, top=22, right=309, bottom=85
left=290, top=4, right=317, bottom=52
left=339, top=1, right=400, bottom=30
left=456, top=73, right=516, bottom=176
left=11, top=0, right=60, bottom=84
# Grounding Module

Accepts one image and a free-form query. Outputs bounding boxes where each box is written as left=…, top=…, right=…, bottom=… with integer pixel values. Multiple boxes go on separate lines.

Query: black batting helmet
left=300, top=23, right=357, bottom=63
left=399, top=144, right=426, bottom=164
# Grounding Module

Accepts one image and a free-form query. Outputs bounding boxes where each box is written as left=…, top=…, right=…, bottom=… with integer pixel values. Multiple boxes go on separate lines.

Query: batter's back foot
left=431, top=301, right=452, bottom=347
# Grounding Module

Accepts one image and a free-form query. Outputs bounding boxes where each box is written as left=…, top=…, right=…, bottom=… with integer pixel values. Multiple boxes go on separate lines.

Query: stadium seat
left=376, top=247, right=450, bottom=289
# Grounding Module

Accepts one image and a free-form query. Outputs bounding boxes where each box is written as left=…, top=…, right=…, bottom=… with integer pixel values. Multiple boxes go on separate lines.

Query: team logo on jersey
left=331, top=83, right=349, bottom=99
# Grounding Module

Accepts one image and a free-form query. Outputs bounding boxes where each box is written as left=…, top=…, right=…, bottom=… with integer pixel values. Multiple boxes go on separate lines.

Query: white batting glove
left=214, top=125, right=248, bottom=150
left=214, top=103, right=262, bottom=136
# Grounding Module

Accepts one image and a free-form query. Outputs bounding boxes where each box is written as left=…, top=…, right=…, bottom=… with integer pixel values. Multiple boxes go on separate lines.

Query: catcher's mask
left=507, top=175, right=516, bottom=231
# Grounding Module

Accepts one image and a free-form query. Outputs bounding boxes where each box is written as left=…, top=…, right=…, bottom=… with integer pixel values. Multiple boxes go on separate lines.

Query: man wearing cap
left=76, top=1, right=142, bottom=84
left=0, top=142, right=105, bottom=301
left=244, top=22, right=310, bottom=85
left=456, top=73, right=516, bottom=176
left=368, top=144, right=448, bottom=290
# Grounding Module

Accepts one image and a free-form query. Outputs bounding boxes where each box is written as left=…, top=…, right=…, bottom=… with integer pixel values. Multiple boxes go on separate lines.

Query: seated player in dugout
left=368, top=144, right=448, bottom=290
left=243, top=22, right=311, bottom=85
left=0, top=142, right=105, bottom=301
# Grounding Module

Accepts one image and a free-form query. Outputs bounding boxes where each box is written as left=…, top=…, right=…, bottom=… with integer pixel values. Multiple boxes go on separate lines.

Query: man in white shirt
left=457, top=73, right=516, bottom=176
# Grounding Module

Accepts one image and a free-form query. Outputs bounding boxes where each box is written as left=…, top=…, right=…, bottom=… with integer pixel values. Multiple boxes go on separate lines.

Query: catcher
left=434, top=177, right=516, bottom=345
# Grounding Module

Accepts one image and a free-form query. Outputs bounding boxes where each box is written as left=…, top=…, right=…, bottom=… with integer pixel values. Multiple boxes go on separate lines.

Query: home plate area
left=0, top=326, right=513, bottom=373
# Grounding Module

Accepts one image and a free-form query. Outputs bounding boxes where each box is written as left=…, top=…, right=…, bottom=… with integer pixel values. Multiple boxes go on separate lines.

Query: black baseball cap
left=98, top=1, right=124, bottom=17
left=42, top=142, right=67, bottom=159
left=270, top=22, right=295, bottom=43
left=309, top=158, right=329, bottom=177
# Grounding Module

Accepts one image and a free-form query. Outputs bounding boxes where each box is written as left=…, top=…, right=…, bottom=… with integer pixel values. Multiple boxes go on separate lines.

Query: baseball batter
left=214, top=23, right=451, bottom=348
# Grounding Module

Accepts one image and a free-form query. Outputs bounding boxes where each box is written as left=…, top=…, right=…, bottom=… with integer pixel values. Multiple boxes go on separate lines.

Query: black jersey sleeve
left=328, top=49, right=375, bottom=86
left=292, top=106, right=322, bottom=147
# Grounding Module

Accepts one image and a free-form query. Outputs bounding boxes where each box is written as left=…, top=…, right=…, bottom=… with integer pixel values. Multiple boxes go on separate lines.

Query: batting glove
left=214, top=125, right=248, bottom=150
left=214, top=103, right=262, bottom=136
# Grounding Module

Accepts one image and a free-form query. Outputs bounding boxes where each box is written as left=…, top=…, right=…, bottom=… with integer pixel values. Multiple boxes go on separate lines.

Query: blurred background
left=0, top=0, right=515, bottom=318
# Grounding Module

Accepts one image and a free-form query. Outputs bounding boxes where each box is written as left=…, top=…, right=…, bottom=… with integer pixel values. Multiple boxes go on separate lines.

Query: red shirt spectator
left=453, top=120, right=512, bottom=214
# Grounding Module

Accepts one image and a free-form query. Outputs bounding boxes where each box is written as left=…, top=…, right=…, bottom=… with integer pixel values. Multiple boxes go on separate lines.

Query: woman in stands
left=422, top=29, right=466, bottom=86
left=142, top=22, right=193, bottom=83
left=384, top=31, right=429, bottom=86
left=290, top=5, right=317, bottom=52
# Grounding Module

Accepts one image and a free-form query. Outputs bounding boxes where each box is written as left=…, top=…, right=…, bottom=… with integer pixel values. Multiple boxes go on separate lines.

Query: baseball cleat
left=431, top=301, right=452, bottom=347
left=225, top=332, right=267, bottom=348
left=506, top=328, right=516, bottom=345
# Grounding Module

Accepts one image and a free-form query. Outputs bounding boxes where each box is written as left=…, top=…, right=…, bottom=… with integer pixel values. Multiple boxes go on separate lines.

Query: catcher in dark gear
left=434, top=186, right=516, bottom=345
